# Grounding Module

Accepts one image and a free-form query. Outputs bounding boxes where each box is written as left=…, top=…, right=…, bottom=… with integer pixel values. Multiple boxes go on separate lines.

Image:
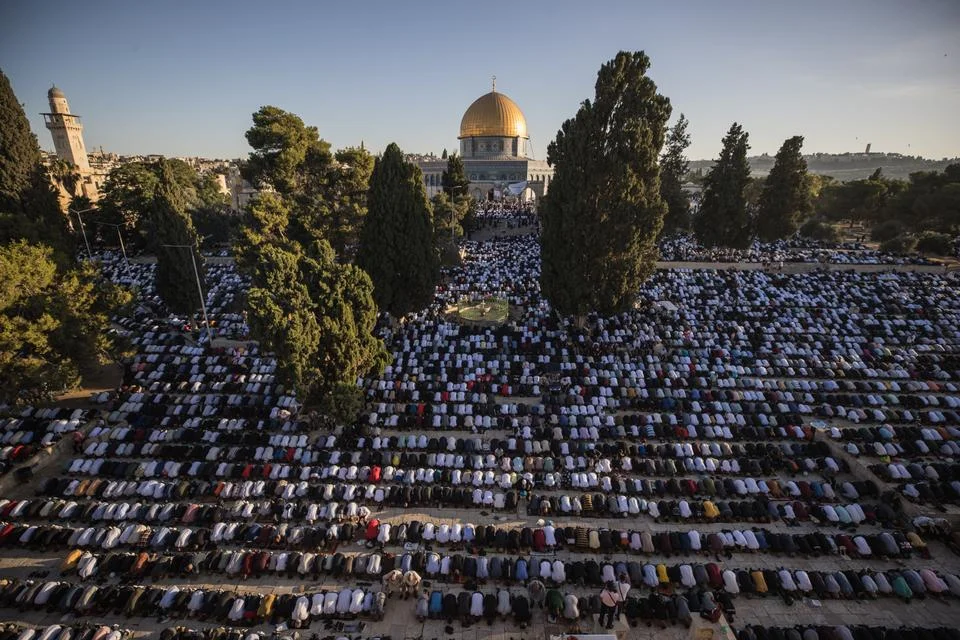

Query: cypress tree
left=358, top=142, right=439, bottom=316
left=0, top=69, right=41, bottom=211
left=150, top=163, right=207, bottom=316
left=540, top=51, right=671, bottom=317
left=0, top=69, right=72, bottom=257
left=694, top=123, right=752, bottom=248
left=441, top=153, right=470, bottom=198
left=756, top=135, right=811, bottom=241
left=659, top=113, right=692, bottom=235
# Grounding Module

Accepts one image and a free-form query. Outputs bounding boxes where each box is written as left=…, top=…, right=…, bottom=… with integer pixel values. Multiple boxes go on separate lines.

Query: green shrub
left=914, top=231, right=952, bottom=255
left=880, top=236, right=917, bottom=254
left=870, top=220, right=902, bottom=242
left=798, top=219, right=840, bottom=243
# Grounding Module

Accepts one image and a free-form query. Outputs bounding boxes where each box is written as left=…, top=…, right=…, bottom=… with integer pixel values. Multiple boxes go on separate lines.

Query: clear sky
left=2, top=0, right=958, bottom=161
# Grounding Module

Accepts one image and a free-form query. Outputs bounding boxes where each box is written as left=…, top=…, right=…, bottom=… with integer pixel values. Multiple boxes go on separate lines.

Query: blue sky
left=2, top=0, right=958, bottom=160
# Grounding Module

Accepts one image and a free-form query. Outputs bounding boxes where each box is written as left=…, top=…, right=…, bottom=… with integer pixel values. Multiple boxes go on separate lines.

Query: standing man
left=599, top=581, right=622, bottom=629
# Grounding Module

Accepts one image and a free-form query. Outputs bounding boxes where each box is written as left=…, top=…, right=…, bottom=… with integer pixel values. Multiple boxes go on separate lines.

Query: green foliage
left=0, top=241, right=130, bottom=404
left=756, top=136, right=812, bottom=241
left=441, top=154, right=470, bottom=198
left=319, top=383, right=366, bottom=426
left=243, top=106, right=331, bottom=196
left=0, top=71, right=74, bottom=260
left=0, top=69, right=41, bottom=211
left=147, top=163, right=207, bottom=316
left=326, top=146, right=375, bottom=255
left=357, top=142, right=439, bottom=316
left=870, top=219, right=903, bottom=242
left=883, top=167, right=960, bottom=234
left=659, top=114, right=691, bottom=235
left=541, top=51, right=671, bottom=317
left=238, top=107, right=388, bottom=416
left=48, top=157, right=81, bottom=198
left=880, top=236, right=917, bottom=254
left=817, top=175, right=893, bottom=224
left=97, top=159, right=218, bottom=251
left=694, top=123, right=752, bottom=248
left=798, top=219, right=840, bottom=243
left=244, top=108, right=375, bottom=256
left=0, top=72, right=124, bottom=405
left=914, top=231, right=952, bottom=255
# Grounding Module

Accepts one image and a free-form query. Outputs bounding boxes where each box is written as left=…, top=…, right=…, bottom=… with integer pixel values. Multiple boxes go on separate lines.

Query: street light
left=69, top=206, right=96, bottom=261
left=92, top=221, right=127, bottom=262
left=160, top=243, right=211, bottom=341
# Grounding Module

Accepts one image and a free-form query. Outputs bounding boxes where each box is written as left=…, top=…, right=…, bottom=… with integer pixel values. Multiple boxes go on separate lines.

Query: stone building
left=42, top=86, right=104, bottom=203
left=418, top=83, right=553, bottom=202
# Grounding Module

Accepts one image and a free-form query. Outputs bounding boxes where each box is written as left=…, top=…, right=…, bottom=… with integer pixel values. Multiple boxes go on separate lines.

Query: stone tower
left=42, top=86, right=91, bottom=173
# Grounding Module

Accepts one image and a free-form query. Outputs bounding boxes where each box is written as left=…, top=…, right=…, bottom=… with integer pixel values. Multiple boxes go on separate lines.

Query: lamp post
left=69, top=206, right=96, bottom=260
left=93, top=221, right=127, bottom=262
left=160, top=243, right=211, bottom=341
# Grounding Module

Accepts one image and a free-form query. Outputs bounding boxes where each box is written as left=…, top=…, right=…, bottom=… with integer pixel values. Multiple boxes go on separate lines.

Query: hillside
left=689, top=152, right=959, bottom=182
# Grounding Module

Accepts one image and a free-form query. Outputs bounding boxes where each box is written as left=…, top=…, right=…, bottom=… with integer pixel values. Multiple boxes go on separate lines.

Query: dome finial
left=492, top=75, right=496, bottom=92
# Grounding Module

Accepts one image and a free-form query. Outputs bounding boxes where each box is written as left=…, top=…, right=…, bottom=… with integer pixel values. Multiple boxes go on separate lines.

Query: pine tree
left=238, top=107, right=388, bottom=418
left=659, top=113, right=692, bottom=235
left=540, top=51, right=671, bottom=317
left=358, top=142, right=439, bottom=316
left=694, top=123, right=752, bottom=248
left=756, top=136, right=811, bottom=241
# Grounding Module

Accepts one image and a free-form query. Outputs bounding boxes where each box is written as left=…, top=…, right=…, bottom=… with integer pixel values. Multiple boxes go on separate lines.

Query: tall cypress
left=540, top=51, right=671, bottom=317
left=756, top=136, right=811, bottom=241
left=150, top=163, right=207, bottom=316
left=695, top=123, right=752, bottom=248
left=357, top=143, right=439, bottom=316
left=659, top=113, right=692, bottom=235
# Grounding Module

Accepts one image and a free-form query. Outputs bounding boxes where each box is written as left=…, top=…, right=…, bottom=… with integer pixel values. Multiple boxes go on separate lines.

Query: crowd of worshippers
left=471, top=201, right=537, bottom=231
left=49, top=540, right=958, bottom=599
left=411, top=561, right=960, bottom=629
left=658, top=234, right=942, bottom=265
left=2, top=219, right=959, bottom=634
left=0, top=623, right=129, bottom=640
left=739, top=627, right=960, bottom=640
left=0, top=577, right=387, bottom=627
left=97, top=252, right=250, bottom=341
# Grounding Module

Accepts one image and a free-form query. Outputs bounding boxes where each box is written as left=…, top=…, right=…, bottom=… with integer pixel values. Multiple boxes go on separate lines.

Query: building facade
left=418, top=85, right=553, bottom=202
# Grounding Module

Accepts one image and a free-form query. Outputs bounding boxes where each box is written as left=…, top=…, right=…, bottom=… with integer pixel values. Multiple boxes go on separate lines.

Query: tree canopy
left=97, top=158, right=233, bottom=251
left=243, top=106, right=375, bottom=255
left=659, top=113, right=692, bottom=235
left=540, top=51, right=671, bottom=317
left=237, top=107, right=388, bottom=417
left=756, top=136, right=812, bottom=241
left=694, top=123, right=752, bottom=248
left=147, top=163, right=207, bottom=317
left=0, top=69, right=129, bottom=404
left=357, top=142, right=439, bottom=316
left=441, top=153, right=470, bottom=198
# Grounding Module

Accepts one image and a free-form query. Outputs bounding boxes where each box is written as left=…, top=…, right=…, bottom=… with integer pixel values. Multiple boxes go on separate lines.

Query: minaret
left=42, top=86, right=91, bottom=173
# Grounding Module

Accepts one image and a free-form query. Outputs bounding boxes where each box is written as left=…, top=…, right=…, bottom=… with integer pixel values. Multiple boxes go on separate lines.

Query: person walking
left=599, top=581, right=622, bottom=629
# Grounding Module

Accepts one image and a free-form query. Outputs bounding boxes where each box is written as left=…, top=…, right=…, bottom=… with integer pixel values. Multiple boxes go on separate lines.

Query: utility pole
left=161, top=243, right=211, bottom=341
left=69, top=206, right=96, bottom=260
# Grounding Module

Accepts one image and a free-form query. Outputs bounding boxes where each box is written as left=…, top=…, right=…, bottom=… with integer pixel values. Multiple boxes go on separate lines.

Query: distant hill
left=689, top=152, right=959, bottom=182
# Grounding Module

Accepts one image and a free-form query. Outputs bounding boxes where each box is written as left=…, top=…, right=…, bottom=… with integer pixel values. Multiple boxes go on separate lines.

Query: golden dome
left=459, top=91, right=528, bottom=139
